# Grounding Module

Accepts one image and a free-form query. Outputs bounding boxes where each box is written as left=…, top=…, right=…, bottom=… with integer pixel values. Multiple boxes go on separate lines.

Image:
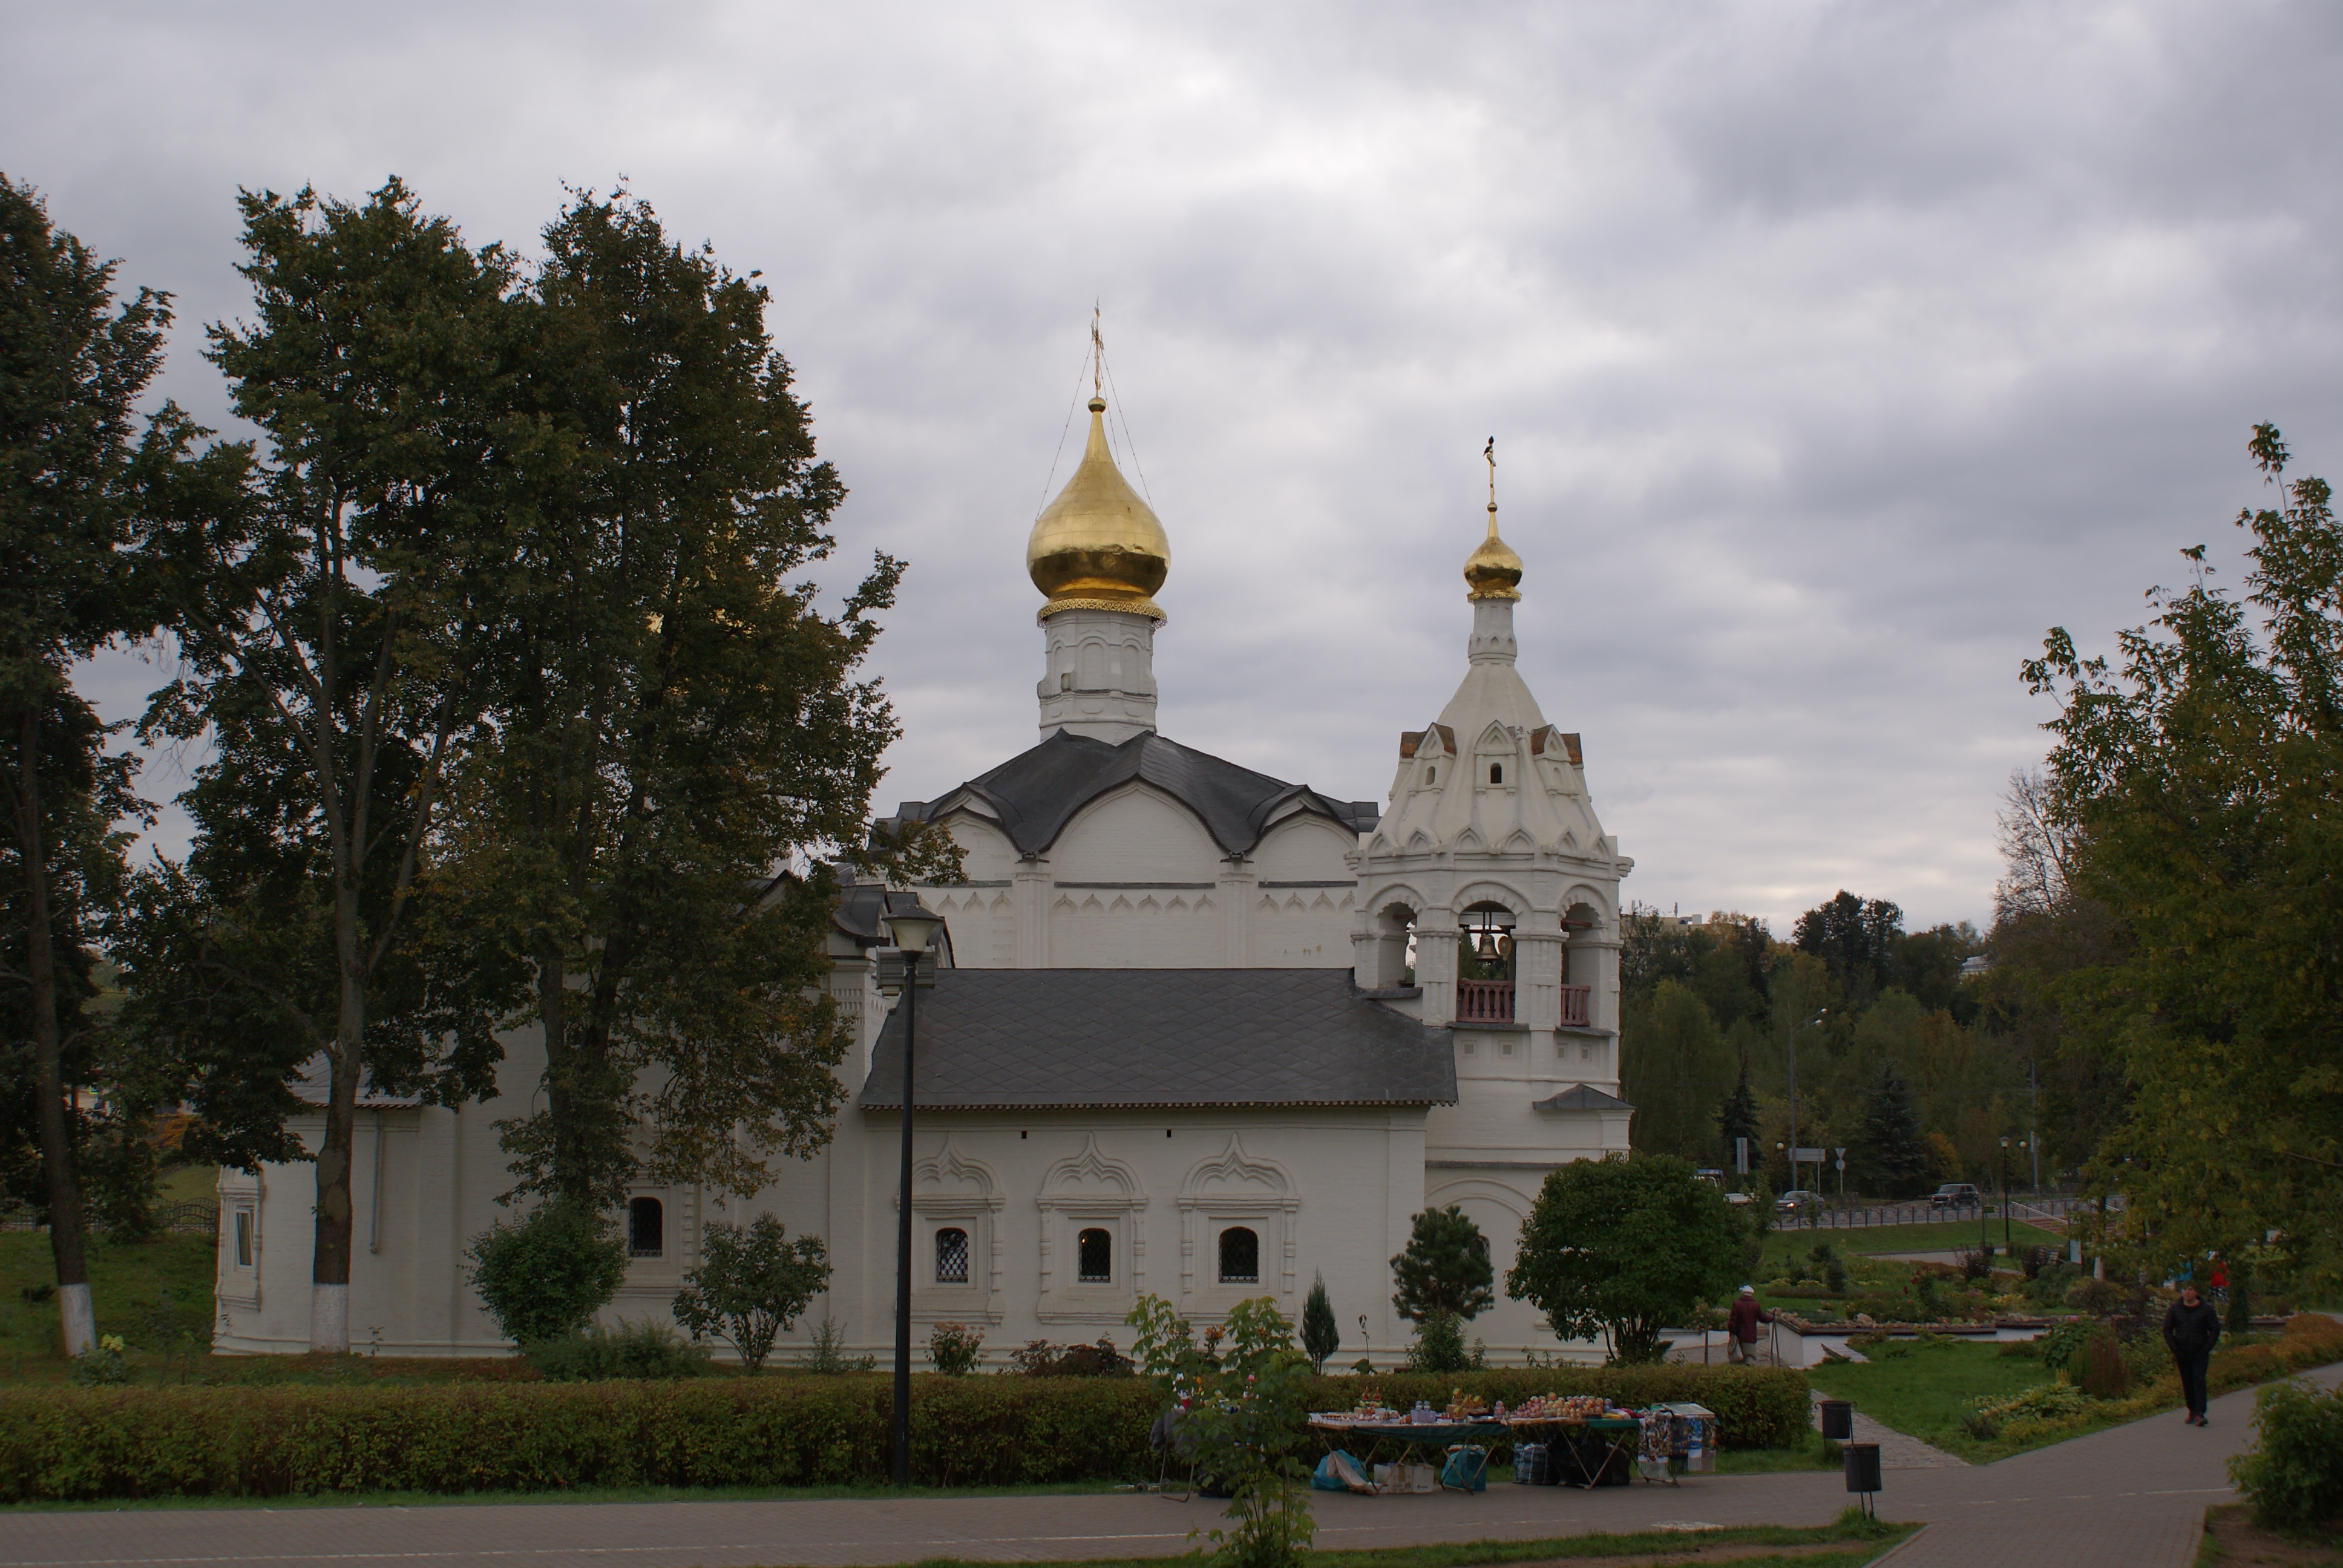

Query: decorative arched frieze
left=1176, top=1135, right=1300, bottom=1311
left=1035, top=1135, right=1147, bottom=1324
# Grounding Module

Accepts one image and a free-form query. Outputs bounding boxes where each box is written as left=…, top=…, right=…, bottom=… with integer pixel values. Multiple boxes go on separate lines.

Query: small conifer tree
left=1301, top=1273, right=1339, bottom=1372
left=1390, top=1204, right=1495, bottom=1322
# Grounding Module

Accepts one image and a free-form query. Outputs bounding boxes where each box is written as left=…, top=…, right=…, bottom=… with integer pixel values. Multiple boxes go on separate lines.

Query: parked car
left=1775, top=1189, right=1823, bottom=1217
left=1929, top=1183, right=1982, bottom=1209
left=1723, top=1191, right=1754, bottom=1207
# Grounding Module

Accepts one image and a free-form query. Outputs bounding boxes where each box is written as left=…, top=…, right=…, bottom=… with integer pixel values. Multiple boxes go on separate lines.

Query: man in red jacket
left=1726, top=1285, right=1771, bottom=1364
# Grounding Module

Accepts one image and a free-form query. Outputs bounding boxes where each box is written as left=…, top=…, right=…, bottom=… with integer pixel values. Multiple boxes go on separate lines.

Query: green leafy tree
left=2022, top=425, right=2343, bottom=1292
left=1857, top=1061, right=1933, bottom=1198
left=1717, top=1065, right=1761, bottom=1179
left=443, top=188, right=955, bottom=1211
left=1400, top=1308, right=1481, bottom=1373
left=465, top=1201, right=627, bottom=1345
left=1507, top=1152, right=1744, bottom=1364
left=671, top=1214, right=830, bottom=1371
left=1299, top=1272, right=1338, bottom=1372
left=1623, top=978, right=1734, bottom=1160
left=129, top=178, right=531, bottom=1351
left=0, top=174, right=194, bottom=1354
left=1389, top=1203, right=1493, bottom=1322
left=1793, top=891, right=1902, bottom=1004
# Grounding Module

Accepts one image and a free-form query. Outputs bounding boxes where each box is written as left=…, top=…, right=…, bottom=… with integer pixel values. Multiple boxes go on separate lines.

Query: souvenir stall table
left=1308, top=1395, right=1717, bottom=1494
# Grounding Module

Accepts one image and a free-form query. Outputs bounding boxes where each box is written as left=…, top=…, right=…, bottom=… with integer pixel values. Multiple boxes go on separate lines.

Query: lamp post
left=880, top=900, right=945, bottom=1489
left=1786, top=1008, right=1826, bottom=1201
left=2022, top=1057, right=2040, bottom=1193
left=1998, top=1137, right=2013, bottom=1256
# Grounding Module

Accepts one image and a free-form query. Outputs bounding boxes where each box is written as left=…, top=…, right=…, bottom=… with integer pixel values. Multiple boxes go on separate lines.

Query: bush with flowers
left=1129, top=1294, right=1313, bottom=1568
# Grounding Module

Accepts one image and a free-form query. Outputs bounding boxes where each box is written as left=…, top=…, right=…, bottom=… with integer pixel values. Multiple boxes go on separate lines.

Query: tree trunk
left=13, top=703, right=93, bottom=1357
left=310, top=878, right=364, bottom=1354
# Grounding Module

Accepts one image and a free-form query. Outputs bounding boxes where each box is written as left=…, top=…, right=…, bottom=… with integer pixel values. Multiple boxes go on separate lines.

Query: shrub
left=2079, top=1327, right=2129, bottom=1400
left=0, top=1364, right=1809, bottom=1501
left=801, top=1316, right=875, bottom=1373
left=526, top=1321, right=712, bottom=1382
left=671, top=1216, right=829, bottom=1371
left=2227, top=1378, right=2343, bottom=1531
left=2065, top=1276, right=2125, bottom=1315
left=1008, top=1336, right=1131, bottom=1377
left=2036, top=1318, right=2094, bottom=1375
left=71, top=1336, right=130, bottom=1388
left=926, top=1321, right=984, bottom=1376
left=1955, top=1247, right=1993, bottom=1283
left=1400, top=1310, right=1483, bottom=1373
left=467, top=1203, right=627, bottom=1346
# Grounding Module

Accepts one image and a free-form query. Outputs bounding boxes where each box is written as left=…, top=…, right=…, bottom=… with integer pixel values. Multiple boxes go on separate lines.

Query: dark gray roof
left=859, top=967, right=1455, bottom=1110
left=1531, top=1084, right=1633, bottom=1112
left=876, top=730, right=1378, bottom=860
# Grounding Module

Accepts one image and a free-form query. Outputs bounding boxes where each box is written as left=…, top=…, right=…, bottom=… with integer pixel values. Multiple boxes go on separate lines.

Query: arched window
left=934, top=1226, right=969, bottom=1284
left=1218, top=1226, right=1260, bottom=1284
left=1489, top=763, right=1502, bottom=783
left=1458, top=903, right=1516, bottom=982
left=1077, top=1227, right=1113, bottom=1283
left=628, top=1197, right=663, bottom=1259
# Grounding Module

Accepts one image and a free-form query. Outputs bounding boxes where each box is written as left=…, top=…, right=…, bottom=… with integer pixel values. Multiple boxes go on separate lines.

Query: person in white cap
left=1726, top=1285, right=1771, bottom=1364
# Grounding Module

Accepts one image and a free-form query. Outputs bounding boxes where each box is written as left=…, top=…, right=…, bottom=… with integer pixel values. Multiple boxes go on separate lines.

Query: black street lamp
left=1998, top=1136, right=2013, bottom=1256
left=880, top=900, right=945, bottom=1489
left=1785, top=1008, right=1826, bottom=1200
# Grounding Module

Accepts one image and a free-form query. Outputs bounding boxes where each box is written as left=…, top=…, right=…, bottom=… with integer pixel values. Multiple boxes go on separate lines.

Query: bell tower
left=1025, top=325, right=1170, bottom=745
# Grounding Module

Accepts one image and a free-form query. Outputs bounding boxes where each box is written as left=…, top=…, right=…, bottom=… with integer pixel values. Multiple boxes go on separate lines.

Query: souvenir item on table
left=1441, top=1389, right=1490, bottom=1420
left=1407, top=1399, right=1437, bottom=1424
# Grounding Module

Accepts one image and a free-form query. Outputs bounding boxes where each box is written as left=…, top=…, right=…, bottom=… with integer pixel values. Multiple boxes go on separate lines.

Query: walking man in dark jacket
left=2163, top=1283, right=2223, bottom=1425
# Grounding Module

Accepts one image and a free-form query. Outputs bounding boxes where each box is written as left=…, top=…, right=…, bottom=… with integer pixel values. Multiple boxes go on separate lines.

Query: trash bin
left=1843, top=1441, right=1881, bottom=1495
left=1819, top=1399, right=1852, bottom=1440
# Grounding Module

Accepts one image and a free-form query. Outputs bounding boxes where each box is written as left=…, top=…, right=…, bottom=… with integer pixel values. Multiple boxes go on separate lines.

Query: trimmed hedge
left=0, top=1365, right=1809, bottom=1501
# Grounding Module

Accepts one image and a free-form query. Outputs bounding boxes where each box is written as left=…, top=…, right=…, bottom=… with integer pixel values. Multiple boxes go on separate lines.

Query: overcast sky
left=9, top=1, right=2340, bottom=933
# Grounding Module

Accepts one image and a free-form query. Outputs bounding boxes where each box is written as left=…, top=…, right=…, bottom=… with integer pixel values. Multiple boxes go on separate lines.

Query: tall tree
left=1717, top=1065, right=1761, bottom=1177
left=2024, top=425, right=2343, bottom=1290
left=0, top=175, right=182, bottom=1353
left=1856, top=1061, right=1932, bottom=1198
left=1793, top=890, right=1902, bottom=1002
left=1622, top=978, right=1734, bottom=1161
left=1389, top=1202, right=1494, bottom=1322
left=447, top=189, right=952, bottom=1212
left=134, top=179, right=528, bottom=1350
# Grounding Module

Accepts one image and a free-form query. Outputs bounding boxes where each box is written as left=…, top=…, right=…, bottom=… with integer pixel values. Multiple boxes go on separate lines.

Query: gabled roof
left=1530, top=1084, right=1633, bottom=1113
left=876, top=730, right=1377, bottom=860
left=859, top=967, right=1455, bottom=1111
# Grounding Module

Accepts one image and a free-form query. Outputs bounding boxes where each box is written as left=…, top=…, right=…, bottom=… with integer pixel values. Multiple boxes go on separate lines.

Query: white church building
left=215, top=391, right=1636, bottom=1366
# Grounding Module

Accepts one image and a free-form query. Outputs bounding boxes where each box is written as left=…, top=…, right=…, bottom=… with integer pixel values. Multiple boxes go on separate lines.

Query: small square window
left=935, top=1227, right=969, bottom=1284
left=1077, top=1227, right=1112, bottom=1284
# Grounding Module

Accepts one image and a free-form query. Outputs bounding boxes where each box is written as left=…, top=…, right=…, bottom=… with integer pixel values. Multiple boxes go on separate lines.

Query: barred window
left=1077, top=1227, right=1112, bottom=1283
left=1218, top=1226, right=1259, bottom=1284
left=935, top=1227, right=969, bottom=1284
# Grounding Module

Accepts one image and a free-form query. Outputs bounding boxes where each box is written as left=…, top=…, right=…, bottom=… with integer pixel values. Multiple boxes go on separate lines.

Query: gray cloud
left=11, top=0, right=2341, bottom=930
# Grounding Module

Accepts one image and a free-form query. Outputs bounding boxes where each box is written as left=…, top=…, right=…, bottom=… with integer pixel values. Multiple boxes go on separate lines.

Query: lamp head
left=881, top=901, right=945, bottom=956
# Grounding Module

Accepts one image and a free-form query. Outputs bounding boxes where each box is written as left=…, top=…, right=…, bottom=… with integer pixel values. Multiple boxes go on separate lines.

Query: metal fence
left=0, top=1201, right=217, bottom=1236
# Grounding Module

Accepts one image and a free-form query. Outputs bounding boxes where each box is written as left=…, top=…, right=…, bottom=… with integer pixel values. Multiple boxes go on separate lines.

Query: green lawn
left=2, top=1231, right=216, bottom=1371
left=1805, top=1340, right=2050, bottom=1461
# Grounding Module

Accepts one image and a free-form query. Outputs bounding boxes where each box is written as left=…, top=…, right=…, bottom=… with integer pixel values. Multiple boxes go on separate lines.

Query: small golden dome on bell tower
left=1464, top=437, right=1522, bottom=601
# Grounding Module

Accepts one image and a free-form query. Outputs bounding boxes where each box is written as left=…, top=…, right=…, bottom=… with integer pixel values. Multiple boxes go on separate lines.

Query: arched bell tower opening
left=1456, top=903, right=1517, bottom=1023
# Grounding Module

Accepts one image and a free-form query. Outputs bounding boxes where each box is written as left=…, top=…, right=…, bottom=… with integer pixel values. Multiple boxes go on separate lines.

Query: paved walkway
left=1810, top=1390, right=1965, bottom=1470
left=3, top=1363, right=2334, bottom=1568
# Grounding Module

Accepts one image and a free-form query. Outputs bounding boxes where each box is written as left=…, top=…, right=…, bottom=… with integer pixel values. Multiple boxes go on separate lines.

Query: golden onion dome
left=1464, top=500, right=1523, bottom=601
left=1027, top=397, right=1170, bottom=622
